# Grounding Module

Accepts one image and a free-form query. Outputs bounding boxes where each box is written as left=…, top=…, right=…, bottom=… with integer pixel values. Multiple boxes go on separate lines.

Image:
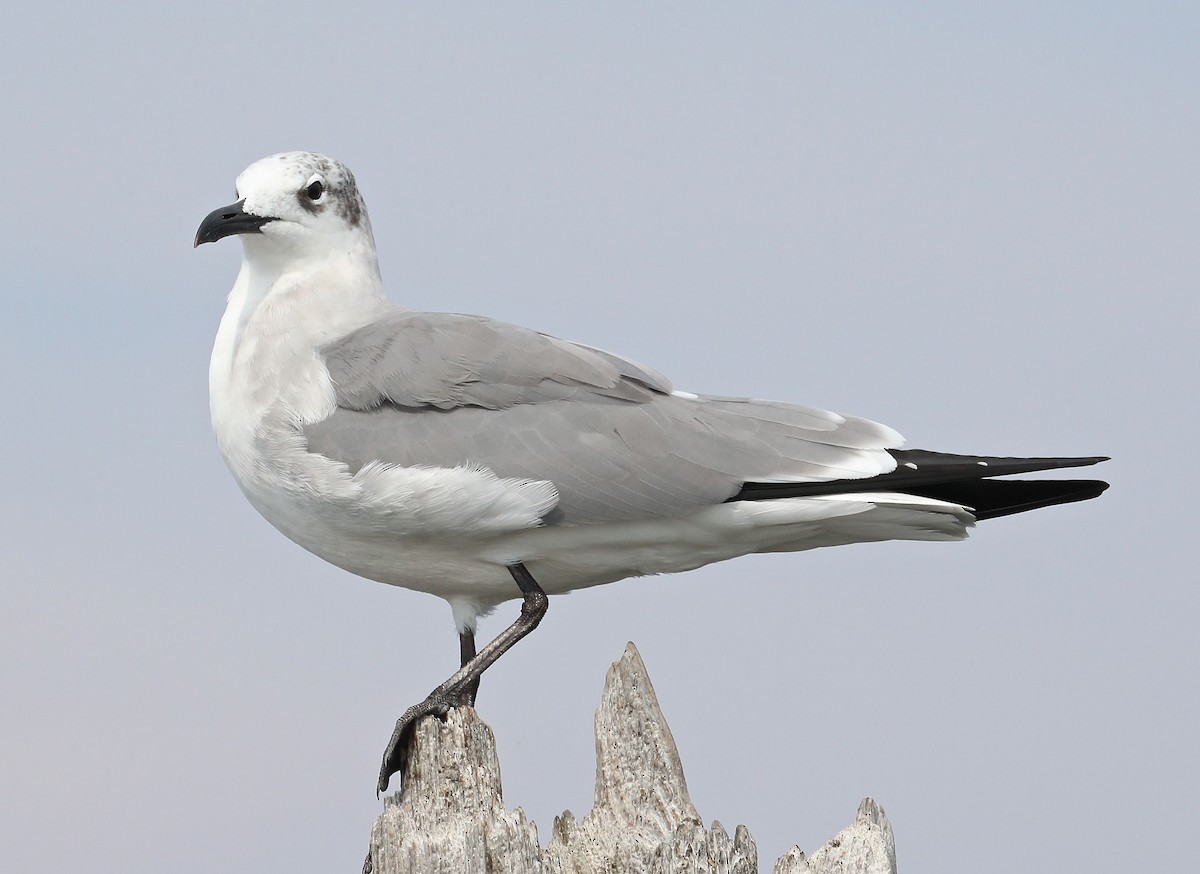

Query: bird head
left=195, top=152, right=374, bottom=261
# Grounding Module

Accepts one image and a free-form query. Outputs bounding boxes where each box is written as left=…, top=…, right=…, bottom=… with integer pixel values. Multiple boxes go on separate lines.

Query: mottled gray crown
left=280, top=151, right=366, bottom=228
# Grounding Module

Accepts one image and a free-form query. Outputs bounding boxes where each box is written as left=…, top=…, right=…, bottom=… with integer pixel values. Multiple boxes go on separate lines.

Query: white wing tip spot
left=903, top=462, right=918, bottom=469
left=977, top=461, right=989, bottom=466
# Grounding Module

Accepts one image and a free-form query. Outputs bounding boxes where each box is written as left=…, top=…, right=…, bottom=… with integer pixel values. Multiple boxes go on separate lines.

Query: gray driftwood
left=365, top=643, right=898, bottom=874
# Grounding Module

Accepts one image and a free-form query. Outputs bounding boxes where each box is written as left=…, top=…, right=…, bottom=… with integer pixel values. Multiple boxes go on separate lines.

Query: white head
left=195, top=152, right=375, bottom=263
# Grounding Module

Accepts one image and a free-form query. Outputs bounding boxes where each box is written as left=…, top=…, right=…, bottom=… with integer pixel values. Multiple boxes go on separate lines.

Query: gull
left=195, top=152, right=1109, bottom=794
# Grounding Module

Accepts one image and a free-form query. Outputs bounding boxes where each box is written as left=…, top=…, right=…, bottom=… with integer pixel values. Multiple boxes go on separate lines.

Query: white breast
left=207, top=259, right=561, bottom=592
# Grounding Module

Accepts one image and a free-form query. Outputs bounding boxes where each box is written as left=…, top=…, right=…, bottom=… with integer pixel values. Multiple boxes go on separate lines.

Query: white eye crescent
left=304, top=174, right=325, bottom=201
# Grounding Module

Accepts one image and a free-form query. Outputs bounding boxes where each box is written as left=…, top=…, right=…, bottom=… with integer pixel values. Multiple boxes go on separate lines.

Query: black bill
left=194, top=199, right=274, bottom=247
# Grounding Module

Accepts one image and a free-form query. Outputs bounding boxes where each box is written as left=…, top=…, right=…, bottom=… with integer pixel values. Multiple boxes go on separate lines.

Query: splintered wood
left=365, top=644, right=897, bottom=874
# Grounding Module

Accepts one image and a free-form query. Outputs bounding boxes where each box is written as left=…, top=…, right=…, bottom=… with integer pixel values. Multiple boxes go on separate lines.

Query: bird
left=195, top=151, right=1108, bottom=794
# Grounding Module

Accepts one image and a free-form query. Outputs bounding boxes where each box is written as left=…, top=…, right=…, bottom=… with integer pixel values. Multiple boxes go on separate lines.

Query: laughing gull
left=196, top=152, right=1108, bottom=793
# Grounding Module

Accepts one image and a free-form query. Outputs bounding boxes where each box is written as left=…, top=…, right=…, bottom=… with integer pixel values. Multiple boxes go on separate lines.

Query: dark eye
left=305, top=180, right=325, bottom=200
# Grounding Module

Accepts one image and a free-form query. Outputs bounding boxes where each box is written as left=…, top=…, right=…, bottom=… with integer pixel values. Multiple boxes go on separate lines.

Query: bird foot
left=376, top=684, right=471, bottom=795
left=376, top=564, right=547, bottom=796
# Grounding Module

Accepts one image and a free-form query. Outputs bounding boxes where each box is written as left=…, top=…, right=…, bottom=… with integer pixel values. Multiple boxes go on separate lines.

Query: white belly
left=226, top=423, right=966, bottom=618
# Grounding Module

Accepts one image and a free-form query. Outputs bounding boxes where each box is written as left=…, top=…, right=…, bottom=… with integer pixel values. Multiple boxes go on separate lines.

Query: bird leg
left=459, top=628, right=480, bottom=706
left=376, top=562, right=549, bottom=795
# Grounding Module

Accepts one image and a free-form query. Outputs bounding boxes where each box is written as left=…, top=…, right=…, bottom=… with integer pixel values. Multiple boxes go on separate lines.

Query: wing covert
left=320, top=311, right=666, bottom=411
left=306, top=311, right=903, bottom=525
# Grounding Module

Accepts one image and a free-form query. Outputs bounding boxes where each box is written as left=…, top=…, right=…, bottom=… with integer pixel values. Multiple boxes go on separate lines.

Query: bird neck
left=209, top=244, right=391, bottom=455
left=230, top=242, right=387, bottom=352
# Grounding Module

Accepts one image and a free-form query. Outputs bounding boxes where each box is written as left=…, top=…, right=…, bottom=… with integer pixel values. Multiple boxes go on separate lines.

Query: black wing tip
left=964, top=478, right=1110, bottom=521
left=892, top=449, right=1110, bottom=469
left=731, top=476, right=1111, bottom=520
left=880, top=450, right=1111, bottom=488
left=1055, top=455, right=1110, bottom=467
left=730, top=452, right=1113, bottom=511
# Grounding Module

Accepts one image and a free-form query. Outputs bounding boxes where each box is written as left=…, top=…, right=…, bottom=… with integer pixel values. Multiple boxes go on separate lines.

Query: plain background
left=2, top=4, right=1196, bottom=872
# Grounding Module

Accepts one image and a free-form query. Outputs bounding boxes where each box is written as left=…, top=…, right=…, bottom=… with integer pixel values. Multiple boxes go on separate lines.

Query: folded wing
left=303, top=312, right=904, bottom=525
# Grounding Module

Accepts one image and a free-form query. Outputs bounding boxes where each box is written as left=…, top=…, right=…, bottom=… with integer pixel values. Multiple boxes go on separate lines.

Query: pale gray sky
left=2, top=4, right=1195, bottom=872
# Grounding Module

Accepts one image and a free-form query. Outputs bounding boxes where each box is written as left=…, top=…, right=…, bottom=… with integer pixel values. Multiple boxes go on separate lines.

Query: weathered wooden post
left=365, top=644, right=898, bottom=874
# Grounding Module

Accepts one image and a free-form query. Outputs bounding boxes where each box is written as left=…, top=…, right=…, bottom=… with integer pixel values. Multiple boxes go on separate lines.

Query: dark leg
left=376, top=562, right=549, bottom=795
left=459, top=628, right=479, bottom=707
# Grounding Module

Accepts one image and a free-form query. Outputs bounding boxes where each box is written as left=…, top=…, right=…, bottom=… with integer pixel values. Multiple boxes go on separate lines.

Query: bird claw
left=376, top=565, right=548, bottom=796
left=376, top=686, right=464, bottom=795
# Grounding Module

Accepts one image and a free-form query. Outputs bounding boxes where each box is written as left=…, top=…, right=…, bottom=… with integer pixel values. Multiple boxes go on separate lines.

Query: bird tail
left=730, top=450, right=1109, bottom=522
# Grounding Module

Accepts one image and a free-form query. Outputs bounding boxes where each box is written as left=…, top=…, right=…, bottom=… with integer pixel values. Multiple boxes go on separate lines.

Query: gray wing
left=320, top=311, right=669, bottom=409
left=304, top=311, right=901, bottom=525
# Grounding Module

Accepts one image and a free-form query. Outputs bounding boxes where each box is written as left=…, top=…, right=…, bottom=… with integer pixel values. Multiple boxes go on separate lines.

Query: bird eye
left=305, top=179, right=325, bottom=200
